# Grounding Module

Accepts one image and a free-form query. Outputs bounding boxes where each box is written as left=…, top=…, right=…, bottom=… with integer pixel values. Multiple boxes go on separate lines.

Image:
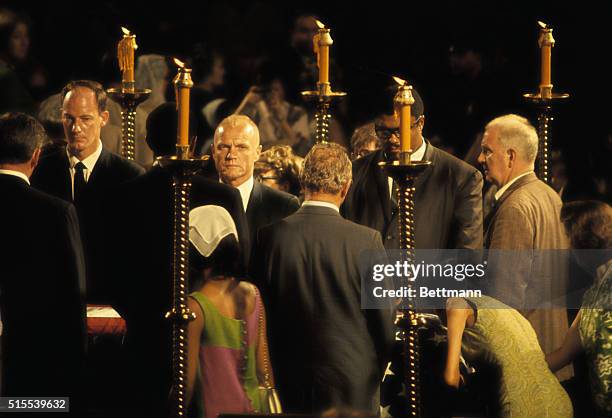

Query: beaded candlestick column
left=159, top=59, right=207, bottom=418
left=301, top=20, right=345, bottom=143
left=380, top=79, right=431, bottom=418
left=523, top=21, right=569, bottom=185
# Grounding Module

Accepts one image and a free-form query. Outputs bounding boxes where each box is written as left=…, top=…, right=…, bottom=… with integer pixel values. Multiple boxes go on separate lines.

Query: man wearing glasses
left=342, top=86, right=483, bottom=251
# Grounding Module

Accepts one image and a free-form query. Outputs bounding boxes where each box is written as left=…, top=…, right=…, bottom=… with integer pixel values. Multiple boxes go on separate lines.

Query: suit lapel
left=246, top=181, right=263, bottom=230
left=87, top=148, right=110, bottom=189
left=413, top=141, right=435, bottom=202
left=371, top=150, right=393, bottom=224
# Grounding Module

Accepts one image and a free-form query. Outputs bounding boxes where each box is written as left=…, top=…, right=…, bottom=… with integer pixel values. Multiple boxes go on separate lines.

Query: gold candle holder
left=523, top=22, right=569, bottom=185
left=302, top=20, right=346, bottom=144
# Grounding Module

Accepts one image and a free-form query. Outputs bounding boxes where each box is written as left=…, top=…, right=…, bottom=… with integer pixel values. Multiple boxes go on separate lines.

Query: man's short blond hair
left=485, top=114, right=538, bottom=165
left=300, top=143, right=352, bottom=194
left=214, top=114, right=260, bottom=145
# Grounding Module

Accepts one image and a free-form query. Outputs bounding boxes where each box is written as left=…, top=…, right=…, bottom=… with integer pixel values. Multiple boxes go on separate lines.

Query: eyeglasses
left=374, top=116, right=423, bottom=140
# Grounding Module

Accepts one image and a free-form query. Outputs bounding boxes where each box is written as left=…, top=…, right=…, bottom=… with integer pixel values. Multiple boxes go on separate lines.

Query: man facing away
left=478, top=113, right=572, bottom=380
left=0, top=112, right=86, bottom=409
left=255, top=143, right=394, bottom=414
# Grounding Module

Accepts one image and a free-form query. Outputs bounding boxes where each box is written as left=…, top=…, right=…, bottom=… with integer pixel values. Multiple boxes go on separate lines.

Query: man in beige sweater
left=478, top=113, right=572, bottom=380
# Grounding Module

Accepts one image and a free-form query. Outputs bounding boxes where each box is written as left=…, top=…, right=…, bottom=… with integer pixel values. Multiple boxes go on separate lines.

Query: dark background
left=5, top=0, right=610, bottom=199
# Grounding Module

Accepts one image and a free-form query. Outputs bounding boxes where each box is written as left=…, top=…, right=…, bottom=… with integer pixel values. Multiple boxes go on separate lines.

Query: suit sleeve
left=453, top=169, right=484, bottom=249
left=487, top=203, right=534, bottom=310
left=55, top=203, right=87, bottom=395
left=363, top=230, right=395, bottom=376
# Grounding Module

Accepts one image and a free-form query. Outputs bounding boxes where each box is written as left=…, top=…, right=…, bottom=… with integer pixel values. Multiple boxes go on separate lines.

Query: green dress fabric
left=461, top=295, right=572, bottom=417
left=579, top=260, right=612, bottom=415
left=189, top=290, right=262, bottom=418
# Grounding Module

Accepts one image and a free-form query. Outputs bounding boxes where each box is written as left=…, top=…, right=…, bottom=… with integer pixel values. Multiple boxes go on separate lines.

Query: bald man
left=212, top=114, right=299, bottom=248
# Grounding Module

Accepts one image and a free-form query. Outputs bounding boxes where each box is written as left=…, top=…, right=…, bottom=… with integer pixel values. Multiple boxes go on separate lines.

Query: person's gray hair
left=214, top=114, right=260, bottom=145
left=300, top=142, right=352, bottom=194
left=485, top=114, right=538, bottom=165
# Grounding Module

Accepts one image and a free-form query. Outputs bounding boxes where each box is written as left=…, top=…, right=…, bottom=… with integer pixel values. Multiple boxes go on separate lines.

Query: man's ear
left=100, top=110, right=110, bottom=127
left=340, top=179, right=352, bottom=200
left=30, top=147, right=41, bottom=171
left=507, top=148, right=517, bottom=167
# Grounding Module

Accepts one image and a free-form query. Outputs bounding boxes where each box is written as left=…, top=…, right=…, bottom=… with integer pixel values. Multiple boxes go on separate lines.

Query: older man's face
left=213, top=123, right=261, bottom=187
left=478, top=127, right=510, bottom=187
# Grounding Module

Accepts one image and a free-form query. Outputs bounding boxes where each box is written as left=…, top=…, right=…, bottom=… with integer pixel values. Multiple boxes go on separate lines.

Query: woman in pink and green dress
left=186, top=205, right=275, bottom=418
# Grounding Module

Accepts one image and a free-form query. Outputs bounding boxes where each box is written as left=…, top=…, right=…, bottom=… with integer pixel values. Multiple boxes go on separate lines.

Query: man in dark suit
left=211, top=114, right=299, bottom=248
left=342, top=87, right=483, bottom=250
left=255, top=143, right=394, bottom=414
left=104, top=103, right=250, bottom=417
left=30, top=80, right=144, bottom=302
left=0, top=113, right=86, bottom=408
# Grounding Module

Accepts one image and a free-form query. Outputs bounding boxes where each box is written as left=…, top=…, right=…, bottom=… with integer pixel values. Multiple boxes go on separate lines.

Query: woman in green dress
left=444, top=295, right=573, bottom=417
left=547, top=200, right=612, bottom=417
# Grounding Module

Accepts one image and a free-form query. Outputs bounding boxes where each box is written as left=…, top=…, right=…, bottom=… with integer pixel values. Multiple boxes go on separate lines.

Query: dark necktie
left=73, top=161, right=86, bottom=204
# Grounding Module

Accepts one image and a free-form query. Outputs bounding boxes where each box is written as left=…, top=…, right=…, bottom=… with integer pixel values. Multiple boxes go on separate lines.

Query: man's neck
left=68, top=141, right=100, bottom=161
left=0, top=163, right=31, bottom=178
left=225, top=176, right=249, bottom=188
left=304, top=192, right=343, bottom=208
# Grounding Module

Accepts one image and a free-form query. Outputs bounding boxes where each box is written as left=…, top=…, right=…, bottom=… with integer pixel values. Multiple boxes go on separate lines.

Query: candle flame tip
left=121, top=26, right=131, bottom=35
left=173, top=58, right=185, bottom=68
left=392, top=76, right=406, bottom=85
left=537, top=21, right=548, bottom=29
left=315, top=19, right=325, bottom=29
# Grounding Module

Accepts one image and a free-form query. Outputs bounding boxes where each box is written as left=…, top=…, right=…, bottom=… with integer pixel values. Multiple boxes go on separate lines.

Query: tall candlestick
left=393, top=77, right=415, bottom=164
left=118, top=27, right=137, bottom=89
left=313, top=20, right=333, bottom=85
left=538, top=21, right=555, bottom=99
left=173, top=58, right=194, bottom=155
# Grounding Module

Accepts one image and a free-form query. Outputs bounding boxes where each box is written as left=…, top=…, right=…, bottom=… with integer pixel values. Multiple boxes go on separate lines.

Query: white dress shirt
left=0, top=169, right=30, bottom=185
left=234, top=176, right=255, bottom=212
left=66, top=140, right=103, bottom=199
left=388, top=138, right=427, bottom=197
left=302, top=200, right=340, bottom=213
left=494, top=171, right=534, bottom=201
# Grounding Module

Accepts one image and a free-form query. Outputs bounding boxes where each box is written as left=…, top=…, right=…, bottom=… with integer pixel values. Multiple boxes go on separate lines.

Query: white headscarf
left=189, top=205, right=238, bottom=257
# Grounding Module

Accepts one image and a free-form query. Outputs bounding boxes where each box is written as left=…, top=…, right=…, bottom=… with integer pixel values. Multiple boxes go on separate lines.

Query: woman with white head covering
left=186, top=205, right=275, bottom=418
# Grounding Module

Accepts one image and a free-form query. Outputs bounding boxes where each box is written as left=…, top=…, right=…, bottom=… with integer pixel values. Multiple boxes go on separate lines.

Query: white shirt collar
left=302, top=200, right=340, bottom=213
left=0, top=169, right=30, bottom=185
left=388, top=139, right=427, bottom=196
left=411, top=137, right=427, bottom=162
left=66, top=140, right=103, bottom=181
left=494, top=171, right=534, bottom=201
left=221, top=176, right=254, bottom=212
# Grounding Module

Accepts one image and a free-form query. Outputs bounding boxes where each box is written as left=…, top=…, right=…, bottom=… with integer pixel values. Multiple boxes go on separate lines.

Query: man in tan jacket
left=478, top=114, right=572, bottom=380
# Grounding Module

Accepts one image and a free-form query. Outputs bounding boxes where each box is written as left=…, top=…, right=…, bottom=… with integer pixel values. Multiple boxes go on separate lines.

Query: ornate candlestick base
left=381, top=158, right=431, bottom=418
left=107, top=87, right=151, bottom=161
left=523, top=92, right=569, bottom=185
left=302, top=82, right=346, bottom=143
left=158, top=153, right=209, bottom=418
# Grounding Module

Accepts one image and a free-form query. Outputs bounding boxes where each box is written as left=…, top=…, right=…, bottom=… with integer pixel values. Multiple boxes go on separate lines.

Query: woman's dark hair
left=561, top=200, right=612, bottom=250
left=190, top=234, right=245, bottom=280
